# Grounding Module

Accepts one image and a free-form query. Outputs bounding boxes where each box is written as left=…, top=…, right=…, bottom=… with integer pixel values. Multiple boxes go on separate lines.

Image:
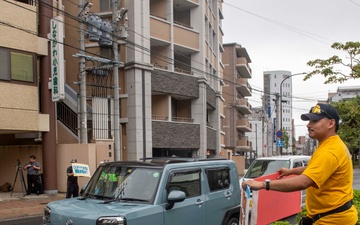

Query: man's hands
left=242, top=180, right=265, bottom=191
left=242, top=167, right=290, bottom=191
left=277, top=167, right=292, bottom=179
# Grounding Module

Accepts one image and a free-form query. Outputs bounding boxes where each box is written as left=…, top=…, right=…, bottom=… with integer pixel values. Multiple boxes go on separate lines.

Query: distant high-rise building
left=263, top=70, right=293, bottom=155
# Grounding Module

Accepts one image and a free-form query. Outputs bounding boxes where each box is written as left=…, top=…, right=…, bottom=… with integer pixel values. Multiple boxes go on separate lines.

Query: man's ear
left=328, top=119, right=336, bottom=130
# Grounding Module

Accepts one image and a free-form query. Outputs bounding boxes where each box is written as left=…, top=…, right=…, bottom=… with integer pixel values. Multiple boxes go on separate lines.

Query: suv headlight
left=96, top=216, right=126, bottom=225
left=43, top=206, right=51, bottom=223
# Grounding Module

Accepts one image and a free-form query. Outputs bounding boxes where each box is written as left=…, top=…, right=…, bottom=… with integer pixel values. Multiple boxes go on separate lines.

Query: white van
left=242, top=155, right=311, bottom=180
left=239, top=155, right=311, bottom=224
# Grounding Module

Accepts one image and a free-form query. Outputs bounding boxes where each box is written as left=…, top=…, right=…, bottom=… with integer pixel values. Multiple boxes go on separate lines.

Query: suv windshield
left=82, top=165, right=162, bottom=202
left=244, top=160, right=290, bottom=178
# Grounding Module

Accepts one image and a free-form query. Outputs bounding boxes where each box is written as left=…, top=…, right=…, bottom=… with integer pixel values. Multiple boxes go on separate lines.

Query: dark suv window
left=206, top=168, right=230, bottom=192
left=167, top=170, right=201, bottom=198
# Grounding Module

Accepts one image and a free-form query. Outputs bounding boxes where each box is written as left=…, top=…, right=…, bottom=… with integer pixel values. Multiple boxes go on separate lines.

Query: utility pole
left=78, top=0, right=87, bottom=143
left=261, top=110, right=266, bottom=157
left=275, top=93, right=281, bottom=155
left=112, top=0, right=120, bottom=161
left=112, top=1, right=128, bottom=161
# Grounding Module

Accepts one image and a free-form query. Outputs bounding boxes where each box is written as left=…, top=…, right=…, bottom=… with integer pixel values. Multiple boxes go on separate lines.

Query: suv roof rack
left=139, top=157, right=226, bottom=165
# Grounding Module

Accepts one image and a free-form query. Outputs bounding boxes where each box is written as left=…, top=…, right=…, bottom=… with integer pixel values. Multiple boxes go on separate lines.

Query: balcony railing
left=152, top=115, right=168, bottom=121
left=237, top=137, right=252, bottom=149
left=174, top=21, right=193, bottom=29
left=172, top=117, right=193, bottom=123
left=235, top=98, right=252, bottom=114
left=150, top=13, right=167, bottom=21
left=236, top=118, right=252, bottom=132
left=175, top=67, right=193, bottom=75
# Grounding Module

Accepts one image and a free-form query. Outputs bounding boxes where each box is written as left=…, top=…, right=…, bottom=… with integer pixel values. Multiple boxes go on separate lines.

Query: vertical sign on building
left=50, top=16, right=65, bottom=102
left=273, top=118, right=276, bottom=143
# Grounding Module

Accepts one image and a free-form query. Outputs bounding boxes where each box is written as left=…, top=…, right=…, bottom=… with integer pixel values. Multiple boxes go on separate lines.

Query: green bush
left=269, top=222, right=292, bottom=225
left=354, top=189, right=360, bottom=225
left=296, top=189, right=360, bottom=225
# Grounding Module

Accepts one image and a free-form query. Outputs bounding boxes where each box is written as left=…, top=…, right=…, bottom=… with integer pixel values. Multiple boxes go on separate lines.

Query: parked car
left=44, top=158, right=241, bottom=225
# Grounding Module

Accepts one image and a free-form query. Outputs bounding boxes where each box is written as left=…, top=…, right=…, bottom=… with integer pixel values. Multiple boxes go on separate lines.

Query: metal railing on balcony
left=174, top=21, right=193, bottom=29
left=150, top=13, right=167, bottom=21
left=175, top=67, right=193, bottom=75
left=152, top=115, right=168, bottom=121
left=172, top=117, right=194, bottom=123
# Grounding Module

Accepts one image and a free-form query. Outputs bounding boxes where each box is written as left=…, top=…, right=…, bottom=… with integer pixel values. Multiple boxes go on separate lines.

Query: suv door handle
left=225, top=191, right=232, bottom=198
left=195, top=199, right=204, bottom=205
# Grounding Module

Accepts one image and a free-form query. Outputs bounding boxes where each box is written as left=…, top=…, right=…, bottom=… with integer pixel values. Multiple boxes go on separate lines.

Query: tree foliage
left=331, top=97, right=360, bottom=155
left=305, top=41, right=360, bottom=83
left=282, top=130, right=289, bottom=150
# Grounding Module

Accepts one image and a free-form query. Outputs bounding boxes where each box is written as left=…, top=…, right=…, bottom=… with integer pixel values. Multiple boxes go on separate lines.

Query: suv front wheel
left=227, top=217, right=239, bottom=225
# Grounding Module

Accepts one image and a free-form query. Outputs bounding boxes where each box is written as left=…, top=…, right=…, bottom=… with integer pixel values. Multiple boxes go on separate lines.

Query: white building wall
left=248, top=120, right=263, bottom=157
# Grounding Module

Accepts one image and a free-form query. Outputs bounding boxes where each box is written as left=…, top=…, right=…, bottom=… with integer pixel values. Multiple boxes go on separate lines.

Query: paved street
left=353, top=168, right=360, bottom=190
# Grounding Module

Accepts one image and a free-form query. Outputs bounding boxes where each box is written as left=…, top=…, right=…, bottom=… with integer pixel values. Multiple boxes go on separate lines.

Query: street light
left=279, top=72, right=306, bottom=155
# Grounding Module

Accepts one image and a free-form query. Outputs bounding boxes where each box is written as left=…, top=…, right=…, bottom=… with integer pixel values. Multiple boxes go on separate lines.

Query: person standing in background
left=66, top=159, right=79, bottom=198
left=23, top=155, right=41, bottom=195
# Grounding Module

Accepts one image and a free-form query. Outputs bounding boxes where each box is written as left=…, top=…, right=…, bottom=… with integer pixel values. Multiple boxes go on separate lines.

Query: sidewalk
left=0, top=191, right=66, bottom=221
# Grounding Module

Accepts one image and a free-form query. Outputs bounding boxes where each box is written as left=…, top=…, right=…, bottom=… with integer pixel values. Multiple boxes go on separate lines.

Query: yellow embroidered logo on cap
left=311, top=105, right=321, bottom=114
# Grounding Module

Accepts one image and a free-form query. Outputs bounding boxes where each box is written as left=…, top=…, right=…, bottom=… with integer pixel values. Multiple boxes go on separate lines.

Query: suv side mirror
left=165, top=190, right=186, bottom=210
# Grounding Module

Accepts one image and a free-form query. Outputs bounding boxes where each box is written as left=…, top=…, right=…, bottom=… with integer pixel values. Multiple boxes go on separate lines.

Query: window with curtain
left=11, top=52, right=34, bottom=82
left=0, top=47, right=35, bottom=83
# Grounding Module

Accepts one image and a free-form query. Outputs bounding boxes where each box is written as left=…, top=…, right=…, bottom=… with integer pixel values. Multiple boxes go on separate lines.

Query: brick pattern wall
left=152, top=121, right=200, bottom=148
left=151, top=70, right=199, bottom=98
left=207, top=127, right=216, bottom=150
left=206, top=84, right=216, bottom=108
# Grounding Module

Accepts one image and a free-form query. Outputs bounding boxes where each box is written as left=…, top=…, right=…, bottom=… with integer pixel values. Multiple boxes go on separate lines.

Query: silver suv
left=44, top=158, right=241, bottom=225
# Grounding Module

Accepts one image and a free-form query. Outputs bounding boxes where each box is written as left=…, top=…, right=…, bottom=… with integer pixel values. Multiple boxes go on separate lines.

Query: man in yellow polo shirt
left=242, top=103, right=358, bottom=224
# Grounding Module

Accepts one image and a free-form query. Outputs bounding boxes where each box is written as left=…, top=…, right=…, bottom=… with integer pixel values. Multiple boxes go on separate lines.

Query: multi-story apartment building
left=327, top=85, right=360, bottom=102
left=0, top=0, right=227, bottom=192
left=0, top=0, right=57, bottom=192
left=69, top=0, right=225, bottom=158
left=222, top=43, right=253, bottom=158
left=0, top=0, right=231, bottom=191
left=263, top=70, right=293, bottom=155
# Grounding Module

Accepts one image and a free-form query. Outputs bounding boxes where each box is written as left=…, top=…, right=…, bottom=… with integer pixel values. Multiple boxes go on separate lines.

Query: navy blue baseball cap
left=301, top=103, right=340, bottom=130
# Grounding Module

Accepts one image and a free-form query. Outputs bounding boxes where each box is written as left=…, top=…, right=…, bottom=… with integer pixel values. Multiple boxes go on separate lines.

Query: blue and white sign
left=276, top=139, right=284, bottom=147
left=72, top=163, right=91, bottom=177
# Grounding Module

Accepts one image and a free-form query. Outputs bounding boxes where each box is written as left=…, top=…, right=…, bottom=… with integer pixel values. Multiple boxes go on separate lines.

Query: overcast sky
left=222, top=0, right=360, bottom=137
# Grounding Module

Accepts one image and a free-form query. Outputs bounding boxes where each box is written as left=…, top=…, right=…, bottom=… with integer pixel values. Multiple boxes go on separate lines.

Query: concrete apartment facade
left=0, top=0, right=57, bottom=192
left=0, top=0, right=234, bottom=192
left=222, top=43, right=253, bottom=158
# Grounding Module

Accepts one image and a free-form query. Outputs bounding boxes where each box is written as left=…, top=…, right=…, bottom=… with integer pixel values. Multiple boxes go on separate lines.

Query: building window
left=100, top=0, right=112, bottom=12
left=0, top=47, right=35, bottom=83
left=11, top=52, right=34, bottom=82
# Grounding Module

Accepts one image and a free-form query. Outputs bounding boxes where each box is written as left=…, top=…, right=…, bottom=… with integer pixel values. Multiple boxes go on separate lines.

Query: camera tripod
left=11, top=159, right=27, bottom=197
